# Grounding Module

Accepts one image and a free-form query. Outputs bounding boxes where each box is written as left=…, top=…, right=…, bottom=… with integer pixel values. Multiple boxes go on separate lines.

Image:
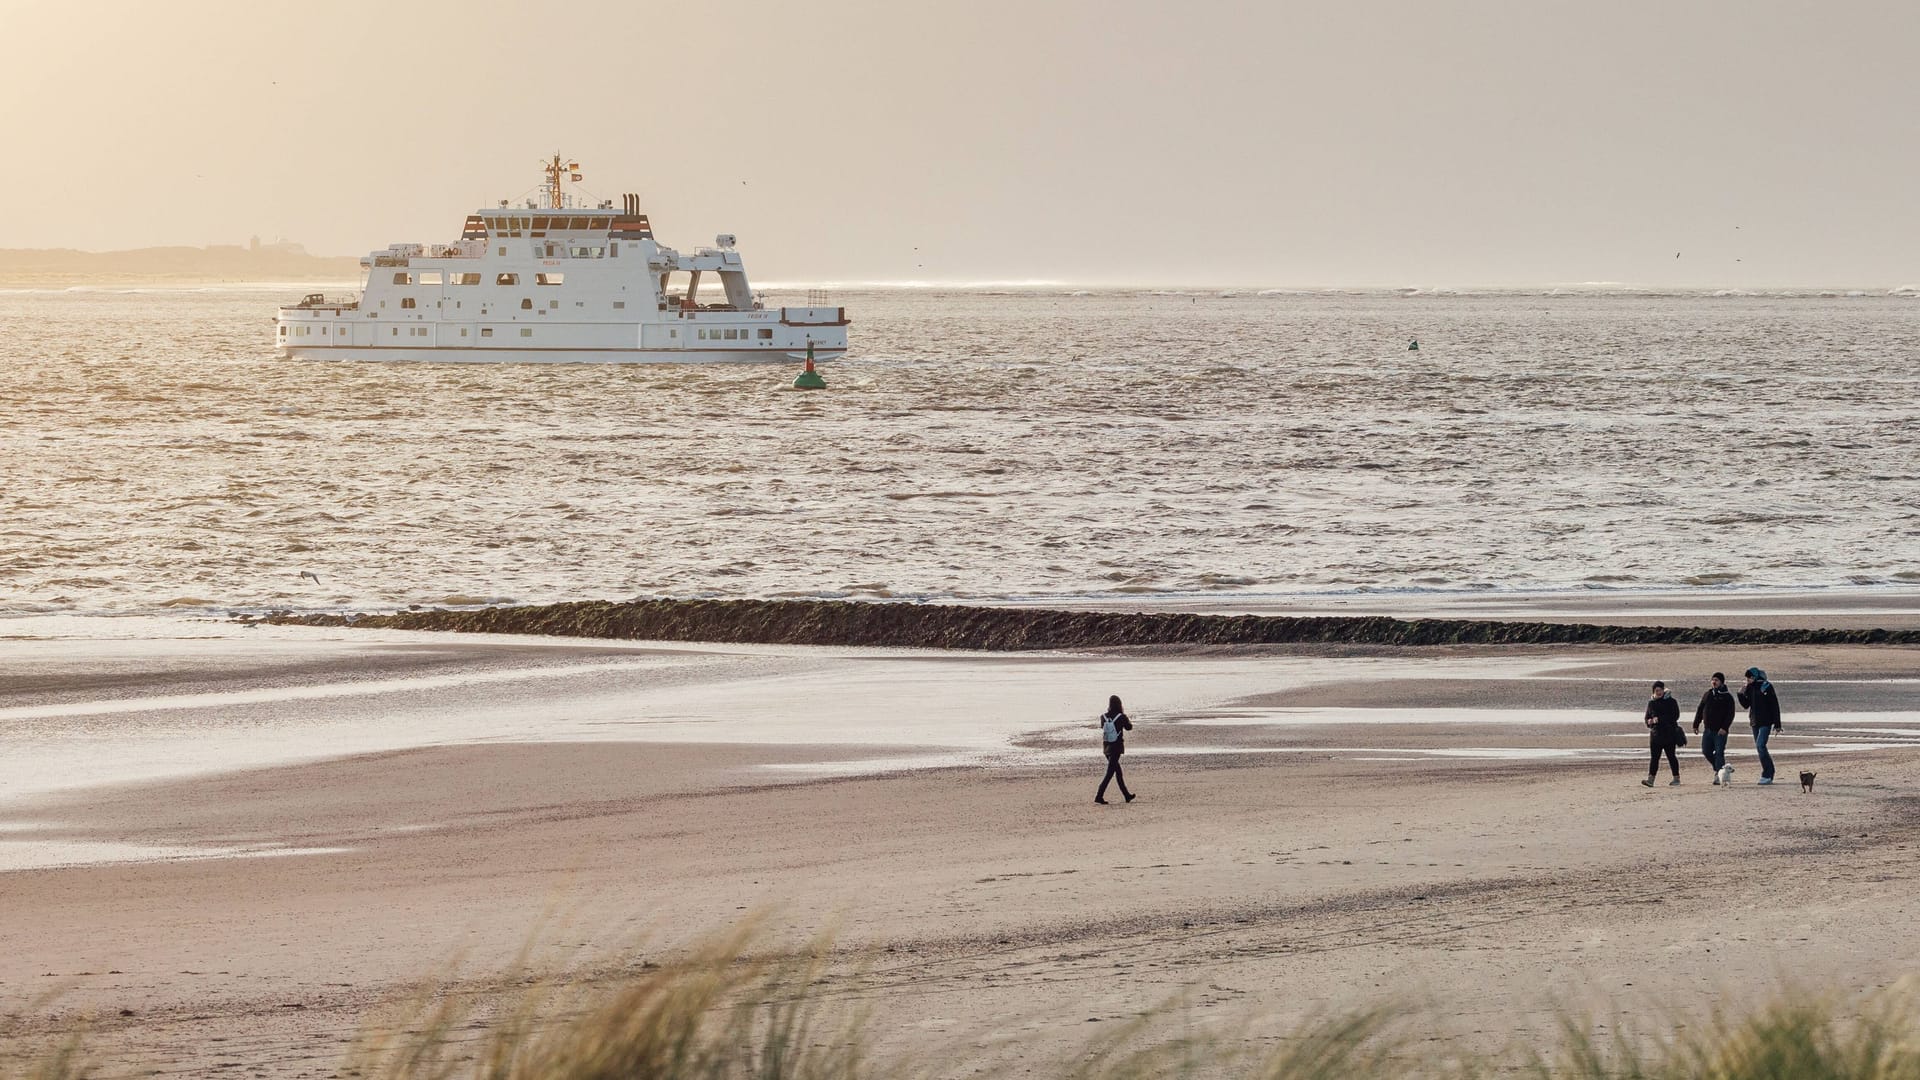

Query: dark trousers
left=1648, top=744, right=1679, bottom=777
left=1753, top=725, right=1775, bottom=780
left=1700, top=728, right=1728, bottom=770
left=1097, top=752, right=1131, bottom=800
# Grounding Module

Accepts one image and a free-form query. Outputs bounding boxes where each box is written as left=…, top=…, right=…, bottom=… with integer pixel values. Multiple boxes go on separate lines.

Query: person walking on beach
left=1693, top=672, right=1739, bottom=785
left=1642, top=680, right=1684, bottom=787
left=1738, top=667, right=1784, bottom=785
left=1095, top=695, right=1136, bottom=804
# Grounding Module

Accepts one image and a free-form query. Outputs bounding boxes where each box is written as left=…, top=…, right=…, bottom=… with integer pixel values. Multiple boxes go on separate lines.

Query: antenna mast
left=541, top=153, right=582, bottom=209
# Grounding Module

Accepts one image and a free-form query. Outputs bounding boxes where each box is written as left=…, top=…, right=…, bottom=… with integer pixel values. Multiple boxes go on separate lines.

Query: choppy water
left=2, top=286, right=1917, bottom=615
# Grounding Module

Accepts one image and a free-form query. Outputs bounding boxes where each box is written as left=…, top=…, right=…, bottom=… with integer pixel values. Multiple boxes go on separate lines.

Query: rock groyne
left=259, top=599, right=1920, bottom=650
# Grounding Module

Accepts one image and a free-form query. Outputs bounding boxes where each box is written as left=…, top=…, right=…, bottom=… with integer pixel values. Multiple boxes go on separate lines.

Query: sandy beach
left=4, top=615, right=1919, bottom=1075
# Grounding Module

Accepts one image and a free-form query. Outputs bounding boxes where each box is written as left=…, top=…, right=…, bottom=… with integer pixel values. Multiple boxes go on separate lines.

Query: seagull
left=299, top=571, right=321, bottom=586
left=1675, top=252, right=1681, bottom=259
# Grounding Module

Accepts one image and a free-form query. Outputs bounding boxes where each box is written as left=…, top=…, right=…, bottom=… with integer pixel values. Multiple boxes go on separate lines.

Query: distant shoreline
left=0, top=275, right=360, bottom=288
left=0, top=243, right=360, bottom=287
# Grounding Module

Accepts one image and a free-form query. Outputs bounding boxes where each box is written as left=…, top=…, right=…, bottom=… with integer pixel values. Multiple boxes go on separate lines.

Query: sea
left=2, top=285, right=1917, bottom=618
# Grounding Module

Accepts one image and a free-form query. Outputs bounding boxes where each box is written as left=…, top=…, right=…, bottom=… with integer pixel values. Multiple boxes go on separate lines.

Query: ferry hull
left=278, top=345, right=847, bottom=365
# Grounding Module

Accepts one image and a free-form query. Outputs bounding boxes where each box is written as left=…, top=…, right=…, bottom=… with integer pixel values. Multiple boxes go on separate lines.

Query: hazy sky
left=3, top=0, right=1915, bottom=286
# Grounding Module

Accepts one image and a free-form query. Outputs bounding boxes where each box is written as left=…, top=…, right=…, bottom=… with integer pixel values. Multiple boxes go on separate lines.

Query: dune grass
left=7, top=932, right=1920, bottom=1078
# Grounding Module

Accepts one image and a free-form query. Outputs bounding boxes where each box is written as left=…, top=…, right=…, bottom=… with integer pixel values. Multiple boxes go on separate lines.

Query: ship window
left=461, top=328, right=468, bottom=337
left=480, top=327, right=493, bottom=338
left=497, top=273, right=518, bottom=285
left=278, top=326, right=286, bottom=336
left=532, top=216, right=551, bottom=230
left=613, top=301, right=625, bottom=310
left=610, top=243, right=618, bottom=257
left=575, top=301, right=584, bottom=307
left=454, top=273, right=481, bottom=285
left=758, top=328, right=773, bottom=339
left=549, top=299, right=559, bottom=309
left=519, top=328, right=533, bottom=338
left=391, top=327, right=399, bottom=336
left=498, top=247, right=507, bottom=256
left=418, top=271, right=443, bottom=285
left=536, top=273, right=564, bottom=285
left=669, top=329, right=677, bottom=338
left=520, top=298, right=532, bottom=309
left=392, top=272, right=410, bottom=285
left=401, top=298, right=416, bottom=309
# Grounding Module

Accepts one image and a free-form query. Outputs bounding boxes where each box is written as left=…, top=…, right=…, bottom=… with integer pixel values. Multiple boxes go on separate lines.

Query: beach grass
left=7, top=933, right=1920, bottom=1079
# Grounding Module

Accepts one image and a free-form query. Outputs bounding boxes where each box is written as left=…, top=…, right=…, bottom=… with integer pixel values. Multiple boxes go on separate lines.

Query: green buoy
left=1408, top=339, right=1420, bottom=351
left=792, top=342, right=827, bottom=389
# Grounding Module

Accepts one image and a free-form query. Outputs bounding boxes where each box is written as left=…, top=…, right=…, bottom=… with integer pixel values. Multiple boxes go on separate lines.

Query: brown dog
left=1800, top=770, right=1817, bottom=793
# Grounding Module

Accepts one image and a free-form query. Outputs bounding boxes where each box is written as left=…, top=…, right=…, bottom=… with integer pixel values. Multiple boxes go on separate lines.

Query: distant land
left=0, top=238, right=360, bottom=286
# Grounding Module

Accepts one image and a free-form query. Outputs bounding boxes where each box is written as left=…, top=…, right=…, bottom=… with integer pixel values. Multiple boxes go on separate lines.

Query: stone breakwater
left=259, top=599, right=1920, bottom=650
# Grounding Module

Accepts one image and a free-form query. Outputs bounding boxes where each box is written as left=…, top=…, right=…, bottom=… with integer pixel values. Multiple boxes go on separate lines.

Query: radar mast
left=541, top=153, right=582, bottom=210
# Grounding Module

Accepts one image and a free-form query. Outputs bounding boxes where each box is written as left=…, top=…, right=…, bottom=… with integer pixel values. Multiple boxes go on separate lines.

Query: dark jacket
left=1101, top=710, right=1133, bottom=758
left=1645, top=693, right=1684, bottom=748
left=1693, top=686, right=1738, bottom=732
left=1738, top=681, right=1783, bottom=730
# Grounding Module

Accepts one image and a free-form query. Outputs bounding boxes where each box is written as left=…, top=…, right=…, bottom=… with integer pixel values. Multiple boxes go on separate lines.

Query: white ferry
left=276, top=156, right=849, bottom=363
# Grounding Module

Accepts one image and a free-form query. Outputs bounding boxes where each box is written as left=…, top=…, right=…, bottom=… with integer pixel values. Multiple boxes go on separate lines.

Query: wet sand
left=4, top=622, right=1920, bottom=1075
left=1073, top=587, right=1920, bottom=630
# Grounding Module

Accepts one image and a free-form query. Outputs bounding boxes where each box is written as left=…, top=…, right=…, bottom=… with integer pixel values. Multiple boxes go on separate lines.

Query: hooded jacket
left=1737, top=670, right=1783, bottom=730
left=1645, top=691, right=1684, bottom=748
left=1693, top=685, right=1738, bottom=733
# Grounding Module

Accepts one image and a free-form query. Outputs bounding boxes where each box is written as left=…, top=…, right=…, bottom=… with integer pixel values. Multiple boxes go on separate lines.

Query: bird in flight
left=299, top=571, right=321, bottom=586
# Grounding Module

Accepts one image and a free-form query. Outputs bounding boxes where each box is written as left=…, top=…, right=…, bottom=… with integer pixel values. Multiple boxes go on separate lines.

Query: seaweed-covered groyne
left=259, top=598, right=1920, bottom=650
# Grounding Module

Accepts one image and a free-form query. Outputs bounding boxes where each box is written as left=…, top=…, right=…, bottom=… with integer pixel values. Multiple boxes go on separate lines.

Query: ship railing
left=284, top=294, right=362, bottom=311
left=371, top=243, right=485, bottom=266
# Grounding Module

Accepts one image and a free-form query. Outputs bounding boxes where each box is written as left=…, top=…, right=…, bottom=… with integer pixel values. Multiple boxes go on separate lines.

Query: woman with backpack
left=1096, top=695, right=1137, bottom=804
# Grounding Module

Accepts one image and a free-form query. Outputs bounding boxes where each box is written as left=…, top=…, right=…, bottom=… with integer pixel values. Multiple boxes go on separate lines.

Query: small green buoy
left=1407, top=339, right=1420, bottom=351
left=792, top=342, right=827, bottom=389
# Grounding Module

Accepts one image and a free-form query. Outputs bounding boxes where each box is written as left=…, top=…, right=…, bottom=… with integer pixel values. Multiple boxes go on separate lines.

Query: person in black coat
left=1738, top=667, right=1784, bottom=785
left=1095, top=694, right=1136, bottom=804
left=1693, top=672, right=1739, bottom=784
left=1641, top=680, right=1684, bottom=787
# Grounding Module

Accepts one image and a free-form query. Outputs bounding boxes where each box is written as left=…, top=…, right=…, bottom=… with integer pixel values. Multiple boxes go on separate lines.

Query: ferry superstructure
left=276, top=156, right=848, bottom=363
